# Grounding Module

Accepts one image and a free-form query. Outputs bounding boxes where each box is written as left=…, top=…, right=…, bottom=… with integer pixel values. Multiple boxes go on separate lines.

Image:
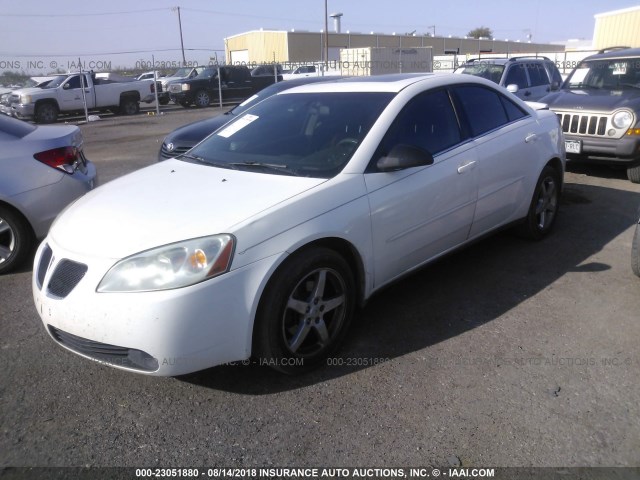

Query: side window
left=374, top=89, right=462, bottom=162
left=527, top=63, right=549, bottom=86
left=503, top=64, right=528, bottom=89
left=65, top=76, right=81, bottom=89
left=500, top=94, right=528, bottom=122
left=453, top=85, right=510, bottom=136
left=546, top=62, right=563, bottom=86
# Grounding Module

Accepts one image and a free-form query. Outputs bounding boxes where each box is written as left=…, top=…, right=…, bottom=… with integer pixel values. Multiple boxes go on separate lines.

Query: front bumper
left=32, top=238, right=278, bottom=376
left=564, top=133, right=640, bottom=166
left=12, top=103, right=35, bottom=119
left=170, top=91, right=195, bottom=104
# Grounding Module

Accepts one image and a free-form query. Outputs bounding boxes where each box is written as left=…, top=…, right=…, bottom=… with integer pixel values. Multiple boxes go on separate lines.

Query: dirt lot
left=1, top=107, right=639, bottom=474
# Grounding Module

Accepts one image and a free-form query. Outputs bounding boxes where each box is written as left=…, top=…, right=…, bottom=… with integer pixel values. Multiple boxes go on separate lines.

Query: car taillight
left=34, top=146, right=79, bottom=174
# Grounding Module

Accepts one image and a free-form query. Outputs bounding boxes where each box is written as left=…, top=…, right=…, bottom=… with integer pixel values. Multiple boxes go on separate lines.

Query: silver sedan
left=0, top=115, right=96, bottom=274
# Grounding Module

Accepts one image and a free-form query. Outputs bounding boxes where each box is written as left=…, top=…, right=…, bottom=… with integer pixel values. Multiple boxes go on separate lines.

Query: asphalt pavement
left=1, top=106, right=639, bottom=473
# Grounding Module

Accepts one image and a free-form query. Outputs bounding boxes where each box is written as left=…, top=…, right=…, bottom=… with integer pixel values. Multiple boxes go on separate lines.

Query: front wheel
left=253, top=247, right=356, bottom=374
left=516, top=165, right=561, bottom=240
left=627, top=165, right=640, bottom=184
left=35, top=103, right=58, bottom=124
left=194, top=90, right=210, bottom=108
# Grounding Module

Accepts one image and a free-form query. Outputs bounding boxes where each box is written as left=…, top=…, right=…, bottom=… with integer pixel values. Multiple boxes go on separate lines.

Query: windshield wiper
left=228, top=161, right=298, bottom=176
left=179, top=153, right=236, bottom=170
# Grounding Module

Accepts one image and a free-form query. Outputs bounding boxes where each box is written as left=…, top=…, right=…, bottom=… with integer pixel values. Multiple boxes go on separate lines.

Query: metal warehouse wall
left=225, top=31, right=289, bottom=64
left=226, top=30, right=564, bottom=65
left=593, top=6, right=640, bottom=49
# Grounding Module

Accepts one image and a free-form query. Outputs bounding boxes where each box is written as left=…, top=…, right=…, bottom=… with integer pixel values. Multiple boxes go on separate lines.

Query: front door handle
left=457, top=160, right=476, bottom=174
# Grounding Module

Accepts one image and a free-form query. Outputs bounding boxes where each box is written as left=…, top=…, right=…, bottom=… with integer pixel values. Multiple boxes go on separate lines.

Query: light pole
left=324, top=0, right=329, bottom=70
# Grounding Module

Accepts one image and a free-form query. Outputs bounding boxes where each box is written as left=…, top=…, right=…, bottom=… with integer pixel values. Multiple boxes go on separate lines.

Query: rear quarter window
left=452, top=85, right=511, bottom=137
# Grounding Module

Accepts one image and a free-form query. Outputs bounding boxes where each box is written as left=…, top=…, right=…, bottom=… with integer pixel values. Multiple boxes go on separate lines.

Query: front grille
left=48, top=326, right=159, bottom=372
left=47, top=259, right=88, bottom=298
left=160, top=143, right=191, bottom=159
left=36, top=244, right=53, bottom=290
left=556, top=112, right=608, bottom=136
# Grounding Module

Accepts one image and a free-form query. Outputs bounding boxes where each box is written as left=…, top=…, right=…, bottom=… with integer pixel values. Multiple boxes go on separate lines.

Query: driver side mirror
left=63, top=83, right=71, bottom=90
left=376, top=144, right=434, bottom=172
left=550, top=81, right=560, bottom=91
left=506, top=84, right=519, bottom=93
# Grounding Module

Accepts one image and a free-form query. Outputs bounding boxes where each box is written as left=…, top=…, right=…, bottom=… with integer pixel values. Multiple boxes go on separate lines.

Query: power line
left=3, top=8, right=169, bottom=17
left=0, top=48, right=223, bottom=57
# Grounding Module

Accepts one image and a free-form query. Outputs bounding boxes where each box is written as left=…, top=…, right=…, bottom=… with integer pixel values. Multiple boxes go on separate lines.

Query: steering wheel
left=327, top=138, right=359, bottom=166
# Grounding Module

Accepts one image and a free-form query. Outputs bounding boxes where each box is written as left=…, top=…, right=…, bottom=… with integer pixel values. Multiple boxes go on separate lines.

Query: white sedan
left=33, top=74, right=565, bottom=376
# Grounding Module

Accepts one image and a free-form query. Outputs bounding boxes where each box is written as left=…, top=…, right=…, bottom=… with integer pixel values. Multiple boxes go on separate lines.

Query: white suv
left=455, top=56, right=563, bottom=101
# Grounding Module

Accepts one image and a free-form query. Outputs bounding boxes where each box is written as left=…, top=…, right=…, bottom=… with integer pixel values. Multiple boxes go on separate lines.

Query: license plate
left=565, top=140, right=581, bottom=154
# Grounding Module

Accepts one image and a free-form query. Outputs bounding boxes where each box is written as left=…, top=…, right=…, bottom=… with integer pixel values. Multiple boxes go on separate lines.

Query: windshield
left=456, top=63, right=505, bottom=84
left=566, top=59, right=640, bottom=89
left=188, top=91, right=394, bottom=178
left=195, top=68, right=218, bottom=79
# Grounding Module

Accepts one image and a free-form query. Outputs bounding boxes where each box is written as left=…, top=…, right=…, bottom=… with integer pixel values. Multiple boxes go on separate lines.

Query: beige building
left=224, top=30, right=564, bottom=66
left=593, top=6, right=640, bottom=50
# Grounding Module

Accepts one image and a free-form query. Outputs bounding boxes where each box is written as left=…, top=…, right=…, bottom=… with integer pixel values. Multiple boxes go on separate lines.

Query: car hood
left=159, top=76, right=184, bottom=86
left=9, top=87, right=42, bottom=97
left=50, top=159, right=326, bottom=259
left=542, top=88, right=640, bottom=113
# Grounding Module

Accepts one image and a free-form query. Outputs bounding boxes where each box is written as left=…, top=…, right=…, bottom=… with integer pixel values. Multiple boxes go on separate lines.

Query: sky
left=1, top=0, right=639, bottom=73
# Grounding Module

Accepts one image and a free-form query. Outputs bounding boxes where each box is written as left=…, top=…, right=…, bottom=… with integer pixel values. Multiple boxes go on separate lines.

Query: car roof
left=462, top=56, right=551, bottom=66
left=279, top=73, right=496, bottom=94
left=584, top=47, right=640, bottom=61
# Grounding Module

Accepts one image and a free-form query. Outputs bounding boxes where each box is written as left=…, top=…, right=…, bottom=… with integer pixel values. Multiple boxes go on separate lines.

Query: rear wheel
left=119, top=97, right=139, bottom=115
left=194, top=90, right=210, bottom=108
left=516, top=166, right=561, bottom=240
left=0, top=205, right=33, bottom=275
left=35, top=103, right=58, bottom=124
left=627, top=165, right=640, bottom=184
left=253, top=247, right=355, bottom=374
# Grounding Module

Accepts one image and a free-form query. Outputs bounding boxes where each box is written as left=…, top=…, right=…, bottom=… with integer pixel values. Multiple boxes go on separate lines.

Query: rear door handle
left=525, top=133, right=538, bottom=143
left=457, top=160, right=476, bottom=174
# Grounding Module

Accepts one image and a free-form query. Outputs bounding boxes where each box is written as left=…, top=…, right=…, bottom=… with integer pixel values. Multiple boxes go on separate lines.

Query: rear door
left=450, top=84, right=540, bottom=237
left=502, top=63, right=532, bottom=99
left=365, top=88, right=479, bottom=287
left=525, top=62, right=552, bottom=100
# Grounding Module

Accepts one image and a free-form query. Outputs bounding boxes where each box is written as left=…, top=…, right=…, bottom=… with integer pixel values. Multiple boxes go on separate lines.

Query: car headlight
left=181, top=84, right=190, bottom=91
left=21, top=94, right=32, bottom=104
left=98, top=234, right=235, bottom=292
left=612, top=110, right=633, bottom=130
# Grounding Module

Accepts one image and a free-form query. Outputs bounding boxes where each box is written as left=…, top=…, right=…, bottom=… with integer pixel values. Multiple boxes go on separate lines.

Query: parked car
left=282, top=65, right=319, bottom=80
left=455, top=56, right=563, bottom=101
left=32, top=74, right=564, bottom=376
left=168, top=65, right=281, bottom=108
left=0, top=115, right=96, bottom=274
left=7, top=72, right=155, bottom=123
left=157, top=66, right=209, bottom=105
left=158, top=76, right=348, bottom=161
left=632, top=207, right=640, bottom=277
left=540, top=47, right=640, bottom=183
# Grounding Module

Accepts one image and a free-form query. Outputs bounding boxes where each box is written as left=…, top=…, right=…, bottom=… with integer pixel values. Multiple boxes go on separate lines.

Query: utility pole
left=173, top=6, right=187, bottom=66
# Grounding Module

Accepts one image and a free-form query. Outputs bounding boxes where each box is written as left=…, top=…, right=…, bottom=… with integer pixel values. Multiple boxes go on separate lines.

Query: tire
left=35, top=103, right=58, bottom=124
left=194, top=90, right=210, bottom=108
left=516, top=165, right=561, bottom=240
left=158, top=97, right=170, bottom=106
left=627, top=165, right=640, bottom=184
left=119, top=97, right=139, bottom=115
left=253, top=247, right=356, bottom=374
left=632, top=223, right=640, bottom=278
left=0, top=205, right=34, bottom=275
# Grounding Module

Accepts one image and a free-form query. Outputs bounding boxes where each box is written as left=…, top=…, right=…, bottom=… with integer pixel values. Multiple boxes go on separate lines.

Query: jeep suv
left=540, top=47, right=640, bottom=183
left=454, top=56, right=563, bottom=101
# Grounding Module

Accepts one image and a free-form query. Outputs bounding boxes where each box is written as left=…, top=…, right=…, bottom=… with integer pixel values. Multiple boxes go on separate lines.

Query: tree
left=467, top=26, right=493, bottom=39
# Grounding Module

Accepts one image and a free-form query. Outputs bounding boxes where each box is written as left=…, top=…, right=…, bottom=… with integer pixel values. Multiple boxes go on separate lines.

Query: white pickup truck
left=8, top=72, right=156, bottom=123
